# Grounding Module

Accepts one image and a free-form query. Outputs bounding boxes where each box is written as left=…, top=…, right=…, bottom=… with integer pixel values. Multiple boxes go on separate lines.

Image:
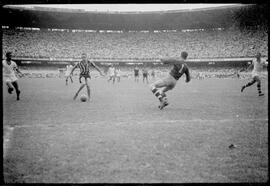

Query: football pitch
left=3, top=75, right=268, bottom=183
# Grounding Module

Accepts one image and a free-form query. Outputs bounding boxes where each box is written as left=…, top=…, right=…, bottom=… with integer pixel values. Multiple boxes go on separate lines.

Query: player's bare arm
left=91, top=62, right=104, bottom=76
left=185, top=67, right=191, bottom=83
left=69, top=63, right=78, bottom=77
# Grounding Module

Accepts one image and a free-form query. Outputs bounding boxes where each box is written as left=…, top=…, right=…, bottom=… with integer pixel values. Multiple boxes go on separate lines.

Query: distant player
left=107, top=65, right=116, bottom=84
left=68, top=53, right=104, bottom=101
left=2, top=52, right=23, bottom=100
left=115, top=67, right=121, bottom=82
left=142, top=67, right=149, bottom=84
left=134, top=66, right=139, bottom=82
left=151, top=69, right=155, bottom=80
left=241, top=52, right=266, bottom=96
left=65, top=63, right=74, bottom=85
left=150, top=51, right=191, bottom=109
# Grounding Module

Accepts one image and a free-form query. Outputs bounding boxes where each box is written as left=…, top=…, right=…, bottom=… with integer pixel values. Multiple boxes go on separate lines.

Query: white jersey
left=2, top=60, right=18, bottom=82
left=252, top=59, right=263, bottom=77
left=115, top=69, right=121, bottom=77
left=108, top=67, right=115, bottom=76
left=65, top=65, right=73, bottom=76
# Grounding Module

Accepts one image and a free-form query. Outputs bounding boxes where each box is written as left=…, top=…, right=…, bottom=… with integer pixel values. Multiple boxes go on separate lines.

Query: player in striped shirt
left=68, top=53, right=104, bottom=101
left=150, top=51, right=191, bottom=109
left=241, top=52, right=266, bottom=96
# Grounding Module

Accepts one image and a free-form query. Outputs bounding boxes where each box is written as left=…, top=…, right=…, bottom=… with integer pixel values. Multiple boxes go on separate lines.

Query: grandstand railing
left=11, top=56, right=258, bottom=63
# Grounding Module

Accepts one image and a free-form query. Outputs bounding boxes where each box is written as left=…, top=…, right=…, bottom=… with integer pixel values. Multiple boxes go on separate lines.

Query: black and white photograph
left=2, top=2, right=268, bottom=183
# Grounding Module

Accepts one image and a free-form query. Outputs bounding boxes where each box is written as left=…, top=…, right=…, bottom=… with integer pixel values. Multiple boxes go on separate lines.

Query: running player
left=68, top=53, right=104, bottom=101
left=134, top=66, right=139, bottom=82
left=142, top=67, right=149, bottom=84
left=65, top=63, right=74, bottom=85
left=107, top=65, right=116, bottom=84
left=150, top=51, right=191, bottom=109
left=2, top=52, right=23, bottom=100
left=241, top=52, right=266, bottom=96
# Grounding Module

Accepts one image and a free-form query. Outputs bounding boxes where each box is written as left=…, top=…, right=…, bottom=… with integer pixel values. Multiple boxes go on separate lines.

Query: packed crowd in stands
left=3, top=28, right=268, bottom=59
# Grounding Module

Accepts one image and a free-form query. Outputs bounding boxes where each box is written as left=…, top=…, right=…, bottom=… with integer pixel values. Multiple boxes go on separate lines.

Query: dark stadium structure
left=2, top=4, right=247, bottom=30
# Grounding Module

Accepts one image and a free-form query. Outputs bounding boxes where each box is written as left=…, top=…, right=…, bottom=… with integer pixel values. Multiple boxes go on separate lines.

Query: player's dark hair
left=6, top=51, right=12, bottom=57
left=181, top=51, right=188, bottom=59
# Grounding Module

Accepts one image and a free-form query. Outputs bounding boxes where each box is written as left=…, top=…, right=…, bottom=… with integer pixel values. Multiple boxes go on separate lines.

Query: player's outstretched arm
left=185, top=68, right=191, bottom=83
left=69, top=63, right=78, bottom=76
left=91, top=62, right=104, bottom=76
left=160, top=58, right=183, bottom=64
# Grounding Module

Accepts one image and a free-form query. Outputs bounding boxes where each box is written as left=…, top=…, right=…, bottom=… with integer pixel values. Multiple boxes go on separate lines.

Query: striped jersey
left=75, top=60, right=95, bottom=75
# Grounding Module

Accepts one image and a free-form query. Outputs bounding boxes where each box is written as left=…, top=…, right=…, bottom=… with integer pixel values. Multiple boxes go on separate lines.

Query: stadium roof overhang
left=2, top=5, right=249, bottom=30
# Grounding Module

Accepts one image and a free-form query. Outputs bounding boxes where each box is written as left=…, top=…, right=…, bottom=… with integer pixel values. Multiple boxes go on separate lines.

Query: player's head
left=256, top=52, right=261, bottom=59
left=181, top=51, right=188, bottom=60
left=81, top=53, right=87, bottom=61
left=6, top=52, right=12, bottom=60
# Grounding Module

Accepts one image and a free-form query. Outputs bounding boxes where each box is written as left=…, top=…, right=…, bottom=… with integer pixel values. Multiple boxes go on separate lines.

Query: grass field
left=3, top=74, right=268, bottom=183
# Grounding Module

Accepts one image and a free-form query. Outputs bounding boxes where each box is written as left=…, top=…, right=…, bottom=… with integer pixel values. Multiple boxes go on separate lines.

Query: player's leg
left=11, top=81, right=21, bottom=100
left=146, top=76, right=149, bottom=84
left=150, top=79, right=168, bottom=102
left=65, top=77, right=68, bottom=85
left=255, top=76, right=264, bottom=96
left=6, top=81, right=14, bottom=94
left=70, top=76, right=73, bottom=83
left=73, top=77, right=86, bottom=100
left=85, top=78, right=91, bottom=101
left=113, top=76, right=115, bottom=84
left=241, top=77, right=256, bottom=92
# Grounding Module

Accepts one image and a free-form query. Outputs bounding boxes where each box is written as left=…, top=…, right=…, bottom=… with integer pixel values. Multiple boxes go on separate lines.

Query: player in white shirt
left=115, top=67, right=121, bottom=82
left=65, top=63, right=74, bottom=85
left=107, top=65, right=116, bottom=84
left=2, top=52, right=23, bottom=100
left=241, top=52, right=266, bottom=96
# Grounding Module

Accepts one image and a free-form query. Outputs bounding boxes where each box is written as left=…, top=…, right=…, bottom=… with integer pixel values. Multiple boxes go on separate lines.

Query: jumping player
left=241, top=52, right=266, bottom=96
left=2, top=52, right=23, bottom=100
left=134, top=66, right=139, bottom=82
left=65, top=63, right=74, bottom=85
left=150, top=51, right=191, bottom=109
left=68, top=53, right=104, bottom=101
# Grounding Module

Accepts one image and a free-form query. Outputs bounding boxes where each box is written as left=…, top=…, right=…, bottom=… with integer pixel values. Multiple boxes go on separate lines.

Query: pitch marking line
left=4, top=118, right=268, bottom=129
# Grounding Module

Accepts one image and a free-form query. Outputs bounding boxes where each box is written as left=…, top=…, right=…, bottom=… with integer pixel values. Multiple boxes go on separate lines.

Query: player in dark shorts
left=150, top=51, right=191, bottom=109
left=134, top=66, right=139, bottom=82
left=142, top=68, right=149, bottom=83
left=68, top=53, right=104, bottom=101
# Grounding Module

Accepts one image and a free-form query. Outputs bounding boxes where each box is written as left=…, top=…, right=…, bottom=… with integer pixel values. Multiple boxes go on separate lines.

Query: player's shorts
left=3, top=74, right=18, bottom=83
left=155, top=74, right=177, bottom=89
left=143, top=73, right=148, bottom=77
left=80, top=73, right=91, bottom=79
left=135, top=73, right=139, bottom=77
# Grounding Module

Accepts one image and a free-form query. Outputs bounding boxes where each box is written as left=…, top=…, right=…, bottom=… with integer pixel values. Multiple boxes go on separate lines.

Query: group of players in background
left=3, top=50, right=267, bottom=110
